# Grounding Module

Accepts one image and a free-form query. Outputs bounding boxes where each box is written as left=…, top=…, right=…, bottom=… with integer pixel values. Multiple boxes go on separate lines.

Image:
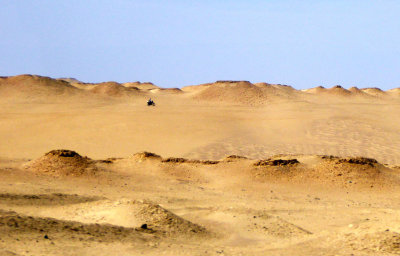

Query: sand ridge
left=2, top=75, right=400, bottom=103
left=23, top=149, right=400, bottom=190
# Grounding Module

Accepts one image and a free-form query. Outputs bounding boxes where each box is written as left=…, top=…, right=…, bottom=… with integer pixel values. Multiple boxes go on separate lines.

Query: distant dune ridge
left=0, top=74, right=399, bottom=103
left=0, top=74, right=79, bottom=98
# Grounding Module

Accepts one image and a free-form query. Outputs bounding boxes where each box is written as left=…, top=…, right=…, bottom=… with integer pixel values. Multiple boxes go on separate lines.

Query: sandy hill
left=326, top=85, right=351, bottom=96
left=90, top=82, right=143, bottom=97
left=186, top=80, right=297, bottom=105
left=0, top=75, right=79, bottom=98
left=304, top=85, right=351, bottom=96
left=253, top=83, right=299, bottom=98
left=361, top=87, right=387, bottom=97
left=348, top=86, right=366, bottom=95
left=24, top=150, right=97, bottom=176
left=303, top=85, right=327, bottom=94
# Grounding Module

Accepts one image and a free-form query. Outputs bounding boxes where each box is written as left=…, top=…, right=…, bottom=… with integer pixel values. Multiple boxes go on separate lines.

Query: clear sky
left=1, top=1, right=399, bottom=89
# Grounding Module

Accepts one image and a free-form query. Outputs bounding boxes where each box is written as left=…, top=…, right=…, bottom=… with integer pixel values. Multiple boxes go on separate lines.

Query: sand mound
left=131, top=200, right=207, bottom=236
left=66, top=200, right=208, bottom=237
left=348, top=86, right=368, bottom=96
left=326, top=85, right=351, bottom=96
left=361, top=87, right=387, bottom=97
left=304, top=85, right=352, bottom=97
left=250, top=155, right=395, bottom=188
left=303, top=86, right=326, bottom=94
left=0, top=75, right=79, bottom=98
left=24, top=150, right=97, bottom=176
left=90, top=82, right=140, bottom=97
left=190, top=80, right=299, bottom=105
left=307, top=156, right=389, bottom=187
left=191, top=81, right=268, bottom=105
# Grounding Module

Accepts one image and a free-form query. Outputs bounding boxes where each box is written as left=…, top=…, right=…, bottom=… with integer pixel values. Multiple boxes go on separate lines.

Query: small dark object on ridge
left=336, top=157, right=378, bottom=166
left=45, top=149, right=79, bottom=158
left=44, top=234, right=49, bottom=239
left=140, top=224, right=148, bottom=229
left=254, top=159, right=299, bottom=166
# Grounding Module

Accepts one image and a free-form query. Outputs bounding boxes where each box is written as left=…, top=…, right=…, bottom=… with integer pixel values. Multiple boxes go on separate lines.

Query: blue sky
left=1, top=1, right=399, bottom=89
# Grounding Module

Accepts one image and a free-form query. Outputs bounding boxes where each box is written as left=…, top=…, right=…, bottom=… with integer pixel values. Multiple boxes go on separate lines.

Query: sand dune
left=187, top=80, right=299, bottom=105
left=89, top=82, right=143, bottom=97
left=24, top=150, right=98, bottom=176
left=359, top=87, right=388, bottom=99
left=304, top=85, right=352, bottom=96
left=0, top=75, right=79, bottom=98
left=1, top=74, right=400, bottom=255
left=1, top=74, right=398, bottom=103
left=302, top=85, right=327, bottom=94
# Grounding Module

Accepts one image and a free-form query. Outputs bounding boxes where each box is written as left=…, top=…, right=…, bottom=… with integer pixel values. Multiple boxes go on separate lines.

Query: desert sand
left=0, top=75, right=400, bottom=255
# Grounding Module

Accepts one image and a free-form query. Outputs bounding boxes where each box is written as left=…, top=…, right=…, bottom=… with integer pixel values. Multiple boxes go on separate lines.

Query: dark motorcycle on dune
left=147, top=98, right=155, bottom=106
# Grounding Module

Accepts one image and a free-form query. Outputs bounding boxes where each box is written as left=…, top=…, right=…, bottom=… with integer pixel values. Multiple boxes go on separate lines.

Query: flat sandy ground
left=1, top=96, right=400, bottom=164
left=1, top=79, right=400, bottom=255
